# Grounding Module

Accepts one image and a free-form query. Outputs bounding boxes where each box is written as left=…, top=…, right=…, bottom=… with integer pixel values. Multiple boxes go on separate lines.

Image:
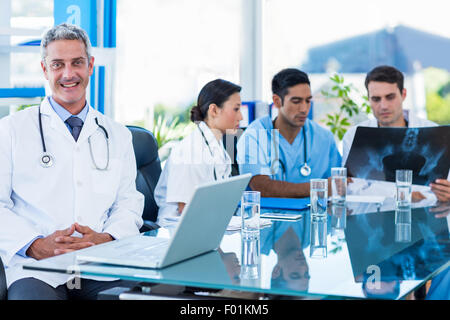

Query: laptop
left=76, top=173, right=252, bottom=269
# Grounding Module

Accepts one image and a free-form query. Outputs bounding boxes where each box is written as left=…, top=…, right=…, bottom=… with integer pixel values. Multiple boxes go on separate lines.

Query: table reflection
left=21, top=201, right=449, bottom=300
left=260, top=217, right=312, bottom=292
left=218, top=249, right=241, bottom=284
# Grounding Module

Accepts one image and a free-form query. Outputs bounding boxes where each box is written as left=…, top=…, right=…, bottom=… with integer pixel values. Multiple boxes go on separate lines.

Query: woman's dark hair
left=365, top=65, right=404, bottom=93
left=272, top=68, right=310, bottom=104
left=190, top=79, right=241, bottom=122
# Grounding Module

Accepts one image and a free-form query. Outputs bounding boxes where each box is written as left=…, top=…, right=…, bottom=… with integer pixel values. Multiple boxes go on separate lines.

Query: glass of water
left=331, top=167, right=347, bottom=204
left=396, top=170, right=412, bottom=208
left=241, top=191, right=260, bottom=239
left=310, top=179, right=328, bottom=218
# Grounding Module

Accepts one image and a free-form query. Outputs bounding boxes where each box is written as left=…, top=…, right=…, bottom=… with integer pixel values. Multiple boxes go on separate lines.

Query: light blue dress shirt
left=236, top=115, right=342, bottom=184
left=48, top=96, right=89, bottom=133
left=16, top=97, right=89, bottom=258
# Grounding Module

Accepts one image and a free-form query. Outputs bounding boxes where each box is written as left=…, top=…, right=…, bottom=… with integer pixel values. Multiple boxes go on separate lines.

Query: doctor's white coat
left=0, top=98, right=144, bottom=288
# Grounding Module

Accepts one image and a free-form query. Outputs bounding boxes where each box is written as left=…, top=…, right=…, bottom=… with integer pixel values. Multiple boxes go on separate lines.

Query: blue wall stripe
left=0, top=87, right=45, bottom=98
left=103, top=0, right=117, bottom=48
left=98, top=66, right=105, bottom=114
left=90, top=67, right=96, bottom=108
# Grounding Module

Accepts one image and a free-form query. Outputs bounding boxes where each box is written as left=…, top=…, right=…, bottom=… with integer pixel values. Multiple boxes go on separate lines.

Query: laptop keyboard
left=117, top=238, right=170, bottom=261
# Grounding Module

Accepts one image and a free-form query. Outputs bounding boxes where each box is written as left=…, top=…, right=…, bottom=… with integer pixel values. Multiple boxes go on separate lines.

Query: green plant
left=426, top=91, right=450, bottom=125
left=424, top=68, right=450, bottom=125
left=321, top=74, right=371, bottom=140
left=17, top=98, right=43, bottom=112
left=329, top=239, right=345, bottom=255
left=154, top=101, right=194, bottom=124
left=152, top=114, right=194, bottom=149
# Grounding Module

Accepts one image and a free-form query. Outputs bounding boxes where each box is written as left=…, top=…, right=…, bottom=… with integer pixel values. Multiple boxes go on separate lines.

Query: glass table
left=23, top=202, right=450, bottom=300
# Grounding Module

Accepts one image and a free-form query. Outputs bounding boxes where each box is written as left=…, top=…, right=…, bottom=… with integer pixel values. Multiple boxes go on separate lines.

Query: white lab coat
left=154, top=121, right=231, bottom=227
left=0, top=98, right=144, bottom=288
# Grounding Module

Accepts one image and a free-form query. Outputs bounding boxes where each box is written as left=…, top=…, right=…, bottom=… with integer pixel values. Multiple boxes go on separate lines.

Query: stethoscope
left=270, top=118, right=311, bottom=180
left=38, top=106, right=110, bottom=170
left=197, top=124, right=228, bottom=181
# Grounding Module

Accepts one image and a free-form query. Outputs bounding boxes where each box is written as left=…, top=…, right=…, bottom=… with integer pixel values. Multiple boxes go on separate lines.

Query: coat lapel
left=39, top=98, right=101, bottom=144
left=76, top=106, right=101, bottom=144
left=39, top=97, right=74, bottom=143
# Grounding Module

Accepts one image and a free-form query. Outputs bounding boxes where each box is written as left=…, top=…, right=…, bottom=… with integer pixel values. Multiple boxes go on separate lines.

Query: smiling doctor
left=0, top=23, right=144, bottom=300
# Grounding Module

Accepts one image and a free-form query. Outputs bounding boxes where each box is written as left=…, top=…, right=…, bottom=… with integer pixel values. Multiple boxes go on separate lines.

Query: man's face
left=272, top=249, right=310, bottom=291
left=41, top=39, right=94, bottom=110
left=274, top=83, right=312, bottom=128
left=367, top=81, right=406, bottom=127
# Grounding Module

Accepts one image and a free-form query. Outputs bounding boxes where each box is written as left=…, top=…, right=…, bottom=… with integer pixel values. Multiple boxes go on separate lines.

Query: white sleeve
left=0, top=118, right=42, bottom=265
left=342, top=127, right=356, bottom=166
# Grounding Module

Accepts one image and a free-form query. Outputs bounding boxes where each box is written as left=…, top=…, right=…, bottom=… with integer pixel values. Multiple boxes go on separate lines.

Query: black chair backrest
left=0, top=257, right=6, bottom=300
left=223, top=129, right=244, bottom=176
left=127, top=126, right=162, bottom=223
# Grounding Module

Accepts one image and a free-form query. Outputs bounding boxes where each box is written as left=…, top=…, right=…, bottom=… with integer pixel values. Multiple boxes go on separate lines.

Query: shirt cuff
left=17, top=235, right=43, bottom=258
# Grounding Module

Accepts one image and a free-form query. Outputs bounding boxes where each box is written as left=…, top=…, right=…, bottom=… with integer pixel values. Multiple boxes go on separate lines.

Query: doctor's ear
left=88, top=56, right=95, bottom=76
left=401, top=88, right=407, bottom=100
left=272, top=94, right=282, bottom=109
left=207, top=103, right=220, bottom=118
left=41, top=61, right=49, bottom=80
left=272, top=265, right=282, bottom=278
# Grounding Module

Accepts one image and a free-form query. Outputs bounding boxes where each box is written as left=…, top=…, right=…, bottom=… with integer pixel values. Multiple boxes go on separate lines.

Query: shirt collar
left=403, top=109, right=410, bottom=127
left=198, top=121, right=230, bottom=161
left=48, top=96, right=89, bottom=123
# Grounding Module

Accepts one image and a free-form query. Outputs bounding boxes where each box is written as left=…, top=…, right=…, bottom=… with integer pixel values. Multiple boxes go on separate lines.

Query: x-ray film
left=345, top=126, right=450, bottom=185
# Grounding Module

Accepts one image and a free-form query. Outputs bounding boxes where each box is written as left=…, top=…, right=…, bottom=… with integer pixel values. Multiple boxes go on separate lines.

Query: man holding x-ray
left=342, top=65, right=450, bottom=204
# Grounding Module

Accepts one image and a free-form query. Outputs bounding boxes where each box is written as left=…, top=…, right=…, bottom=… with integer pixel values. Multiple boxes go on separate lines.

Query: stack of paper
left=346, top=195, right=386, bottom=204
left=226, top=216, right=272, bottom=231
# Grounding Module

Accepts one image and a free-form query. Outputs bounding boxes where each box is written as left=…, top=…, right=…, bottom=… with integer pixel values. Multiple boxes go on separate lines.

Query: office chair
left=0, top=257, right=6, bottom=300
left=127, top=126, right=162, bottom=231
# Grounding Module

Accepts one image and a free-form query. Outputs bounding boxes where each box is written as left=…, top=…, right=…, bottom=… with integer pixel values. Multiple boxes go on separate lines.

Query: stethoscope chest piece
left=300, top=163, right=311, bottom=177
left=40, top=153, right=54, bottom=168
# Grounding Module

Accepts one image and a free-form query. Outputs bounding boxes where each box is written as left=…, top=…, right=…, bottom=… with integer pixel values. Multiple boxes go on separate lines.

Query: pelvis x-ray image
left=345, top=126, right=450, bottom=185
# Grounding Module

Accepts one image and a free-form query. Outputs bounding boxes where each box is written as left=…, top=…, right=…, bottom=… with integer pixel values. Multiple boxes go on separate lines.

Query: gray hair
left=40, top=23, right=92, bottom=63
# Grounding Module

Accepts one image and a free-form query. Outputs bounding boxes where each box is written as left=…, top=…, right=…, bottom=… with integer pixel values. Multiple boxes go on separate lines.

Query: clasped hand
left=27, top=223, right=113, bottom=260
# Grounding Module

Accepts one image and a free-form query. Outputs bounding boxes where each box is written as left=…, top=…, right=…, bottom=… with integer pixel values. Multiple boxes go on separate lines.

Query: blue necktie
left=66, top=116, right=84, bottom=141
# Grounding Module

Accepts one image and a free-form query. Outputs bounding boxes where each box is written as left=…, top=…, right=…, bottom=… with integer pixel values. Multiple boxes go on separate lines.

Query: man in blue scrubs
left=237, top=68, right=341, bottom=197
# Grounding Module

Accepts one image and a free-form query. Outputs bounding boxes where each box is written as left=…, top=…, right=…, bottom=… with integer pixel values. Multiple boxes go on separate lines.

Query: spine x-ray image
left=345, top=126, right=450, bottom=185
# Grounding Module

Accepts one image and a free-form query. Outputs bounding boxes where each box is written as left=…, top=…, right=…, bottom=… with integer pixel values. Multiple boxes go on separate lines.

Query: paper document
left=260, top=212, right=303, bottom=221
left=346, top=195, right=386, bottom=204
left=226, top=216, right=272, bottom=231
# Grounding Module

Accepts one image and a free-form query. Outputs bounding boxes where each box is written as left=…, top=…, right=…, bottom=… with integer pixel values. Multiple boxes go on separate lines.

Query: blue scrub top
left=236, top=115, right=342, bottom=183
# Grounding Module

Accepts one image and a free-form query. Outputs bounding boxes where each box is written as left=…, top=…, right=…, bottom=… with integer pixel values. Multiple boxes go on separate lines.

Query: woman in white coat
left=154, top=79, right=243, bottom=226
